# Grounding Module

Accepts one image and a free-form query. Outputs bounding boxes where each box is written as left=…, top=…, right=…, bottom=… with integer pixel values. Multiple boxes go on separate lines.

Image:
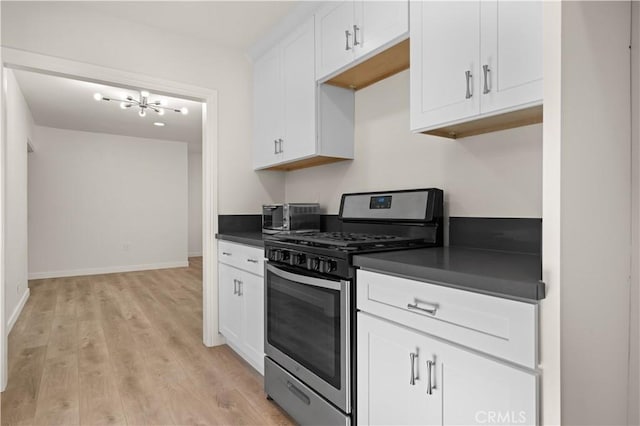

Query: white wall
left=188, top=152, right=202, bottom=257
left=285, top=70, right=543, bottom=219
left=630, top=3, right=640, bottom=424
left=546, top=2, right=632, bottom=424
left=541, top=2, right=562, bottom=424
left=0, top=1, right=285, bottom=215
left=4, top=69, right=33, bottom=327
left=28, top=126, right=188, bottom=278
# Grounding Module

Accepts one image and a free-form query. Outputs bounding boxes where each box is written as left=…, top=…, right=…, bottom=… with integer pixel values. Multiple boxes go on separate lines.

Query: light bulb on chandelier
left=93, top=90, right=188, bottom=119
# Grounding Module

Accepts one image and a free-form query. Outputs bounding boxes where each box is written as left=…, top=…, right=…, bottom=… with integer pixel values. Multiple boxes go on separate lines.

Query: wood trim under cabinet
left=265, top=156, right=352, bottom=171
left=424, top=105, right=543, bottom=139
left=324, top=39, right=410, bottom=91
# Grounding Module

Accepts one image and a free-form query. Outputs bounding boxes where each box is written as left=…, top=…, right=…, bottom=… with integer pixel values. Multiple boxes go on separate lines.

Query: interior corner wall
left=541, top=2, right=562, bottom=424
left=28, top=126, right=188, bottom=278
left=188, top=152, right=203, bottom=257
left=0, top=1, right=286, bottom=215
left=560, top=2, right=631, bottom=424
left=4, top=68, right=32, bottom=328
left=630, top=2, right=640, bottom=424
left=284, top=70, right=543, bottom=219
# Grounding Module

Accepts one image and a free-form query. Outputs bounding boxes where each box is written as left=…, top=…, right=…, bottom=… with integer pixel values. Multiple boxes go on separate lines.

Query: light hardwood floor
left=2, top=258, right=294, bottom=426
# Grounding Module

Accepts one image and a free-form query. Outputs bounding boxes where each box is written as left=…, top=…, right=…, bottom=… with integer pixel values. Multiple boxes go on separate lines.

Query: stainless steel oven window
left=264, top=264, right=351, bottom=413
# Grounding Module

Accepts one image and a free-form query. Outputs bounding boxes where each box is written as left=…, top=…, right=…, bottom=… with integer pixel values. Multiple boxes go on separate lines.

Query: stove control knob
left=289, top=253, right=306, bottom=266
left=319, top=259, right=336, bottom=274
left=306, top=257, right=320, bottom=271
left=268, top=249, right=280, bottom=262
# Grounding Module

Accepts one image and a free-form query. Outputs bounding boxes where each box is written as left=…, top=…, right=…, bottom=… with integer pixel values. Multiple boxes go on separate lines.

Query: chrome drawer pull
left=287, top=381, right=311, bottom=405
left=409, top=352, right=418, bottom=385
left=237, top=280, right=243, bottom=296
left=233, top=279, right=238, bottom=295
left=407, top=302, right=438, bottom=316
left=222, top=252, right=232, bottom=256
left=247, top=258, right=259, bottom=264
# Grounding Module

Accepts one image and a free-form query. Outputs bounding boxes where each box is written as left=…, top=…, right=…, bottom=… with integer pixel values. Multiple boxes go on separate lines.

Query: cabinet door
left=358, top=313, right=441, bottom=426
left=480, top=0, right=543, bottom=113
left=440, top=340, right=538, bottom=426
left=355, top=0, right=408, bottom=59
left=410, top=1, right=480, bottom=132
left=240, top=270, right=265, bottom=374
left=281, top=18, right=317, bottom=163
left=315, top=1, right=356, bottom=80
left=218, top=263, right=243, bottom=345
left=253, top=47, right=282, bottom=169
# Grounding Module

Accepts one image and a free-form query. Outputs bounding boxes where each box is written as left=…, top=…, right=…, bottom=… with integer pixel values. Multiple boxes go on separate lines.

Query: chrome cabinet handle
left=409, top=352, right=418, bottom=385
left=237, top=280, right=243, bottom=296
left=278, top=138, right=283, bottom=153
left=353, top=25, right=360, bottom=46
left=482, top=64, right=491, bottom=94
left=426, top=360, right=434, bottom=395
left=247, top=259, right=259, bottom=264
left=233, top=279, right=238, bottom=295
left=465, top=70, right=473, bottom=99
left=345, top=29, right=352, bottom=50
left=274, top=139, right=278, bottom=154
left=222, top=252, right=232, bottom=256
left=407, top=302, right=438, bottom=316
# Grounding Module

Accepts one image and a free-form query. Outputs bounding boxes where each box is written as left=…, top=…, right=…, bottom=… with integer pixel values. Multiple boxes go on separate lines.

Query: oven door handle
left=266, top=263, right=344, bottom=291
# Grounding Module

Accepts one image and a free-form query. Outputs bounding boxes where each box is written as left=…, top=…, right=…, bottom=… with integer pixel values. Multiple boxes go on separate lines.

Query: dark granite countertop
left=216, top=232, right=266, bottom=248
left=353, top=247, right=544, bottom=302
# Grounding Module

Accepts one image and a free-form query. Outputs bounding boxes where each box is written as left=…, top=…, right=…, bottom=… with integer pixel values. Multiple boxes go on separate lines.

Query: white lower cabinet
left=357, top=312, right=538, bottom=426
left=218, top=242, right=265, bottom=374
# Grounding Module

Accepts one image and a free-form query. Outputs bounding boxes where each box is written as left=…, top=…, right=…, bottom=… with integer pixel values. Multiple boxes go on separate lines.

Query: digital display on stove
left=369, top=195, right=392, bottom=209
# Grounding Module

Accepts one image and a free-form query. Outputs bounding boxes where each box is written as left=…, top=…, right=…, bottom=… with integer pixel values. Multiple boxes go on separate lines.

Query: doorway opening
left=0, top=48, right=221, bottom=393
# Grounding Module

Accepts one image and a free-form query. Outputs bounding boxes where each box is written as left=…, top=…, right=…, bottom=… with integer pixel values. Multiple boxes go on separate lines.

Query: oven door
left=265, top=263, right=351, bottom=413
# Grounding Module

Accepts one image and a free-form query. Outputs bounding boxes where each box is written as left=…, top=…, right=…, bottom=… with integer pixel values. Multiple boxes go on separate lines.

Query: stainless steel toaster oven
left=262, top=203, right=320, bottom=234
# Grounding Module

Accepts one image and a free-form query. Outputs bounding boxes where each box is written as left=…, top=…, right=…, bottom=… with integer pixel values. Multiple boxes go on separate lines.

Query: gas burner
left=272, top=231, right=429, bottom=249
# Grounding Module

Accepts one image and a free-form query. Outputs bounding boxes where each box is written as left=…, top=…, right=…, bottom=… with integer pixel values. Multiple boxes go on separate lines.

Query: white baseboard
left=28, top=261, right=189, bottom=280
left=188, top=251, right=203, bottom=257
left=8, top=289, right=30, bottom=333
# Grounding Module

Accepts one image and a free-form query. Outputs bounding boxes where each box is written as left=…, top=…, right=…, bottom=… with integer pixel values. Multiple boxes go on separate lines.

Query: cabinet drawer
left=218, top=240, right=265, bottom=276
left=357, top=269, right=537, bottom=368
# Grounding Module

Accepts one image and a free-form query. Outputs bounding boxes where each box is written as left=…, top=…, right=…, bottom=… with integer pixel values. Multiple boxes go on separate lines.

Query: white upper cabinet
left=253, top=48, right=283, bottom=169
left=355, top=1, right=409, bottom=59
left=316, top=1, right=356, bottom=80
left=410, top=1, right=481, bottom=130
left=280, top=21, right=317, bottom=164
left=410, top=0, right=543, bottom=135
left=480, top=0, right=543, bottom=113
left=316, top=0, right=408, bottom=81
left=253, top=17, right=354, bottom=171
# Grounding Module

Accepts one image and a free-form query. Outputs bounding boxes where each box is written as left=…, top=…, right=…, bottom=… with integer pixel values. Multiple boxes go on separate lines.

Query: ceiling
left=14, top=69, right=204, bottom=151
left=70, top=1, right=298, bottom=51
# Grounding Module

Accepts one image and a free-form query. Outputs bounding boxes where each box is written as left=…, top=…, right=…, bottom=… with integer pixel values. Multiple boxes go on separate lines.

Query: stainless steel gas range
left=263, top=188, right=444, bottom=425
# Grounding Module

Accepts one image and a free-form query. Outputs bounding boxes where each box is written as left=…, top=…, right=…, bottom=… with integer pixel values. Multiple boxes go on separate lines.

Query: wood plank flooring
left=2, top=258, right=294, bottom=426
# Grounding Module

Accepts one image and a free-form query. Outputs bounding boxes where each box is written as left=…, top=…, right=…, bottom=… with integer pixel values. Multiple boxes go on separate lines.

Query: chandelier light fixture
left=93, top=90, right=188, bottom=118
